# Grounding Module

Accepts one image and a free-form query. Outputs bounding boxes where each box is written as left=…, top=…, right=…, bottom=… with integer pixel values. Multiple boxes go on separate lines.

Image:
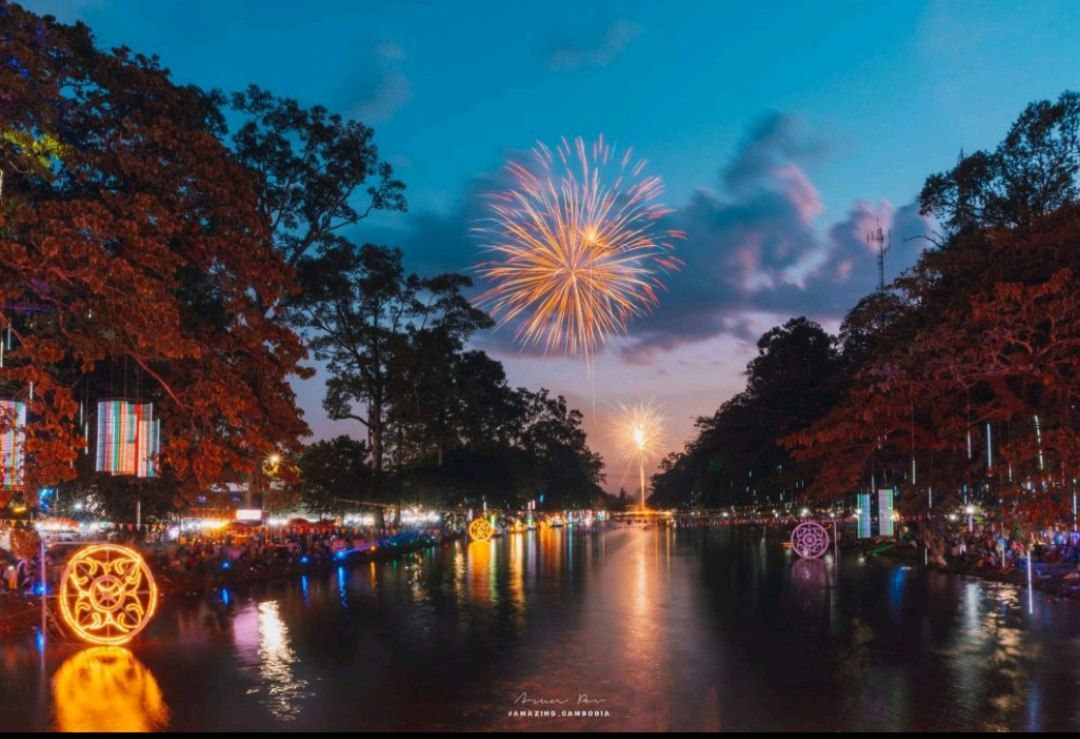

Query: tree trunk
left=369, top=396, right=383, bottom=473
left=915, top=518, right=948, bottom=566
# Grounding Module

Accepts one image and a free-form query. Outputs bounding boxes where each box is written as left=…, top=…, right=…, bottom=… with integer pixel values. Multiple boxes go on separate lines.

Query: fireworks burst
left=612, top=399, right=667, bottom=508
left=475, top=136, right=682, bottom=358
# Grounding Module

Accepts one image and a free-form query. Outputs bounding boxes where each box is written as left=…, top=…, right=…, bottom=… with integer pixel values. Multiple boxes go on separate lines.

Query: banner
left=0, top=399, right=26, bottom=488
left=857, top=492, right=872, bottom=539
left=878, top=488, right=894, bottom=537
left=96, top=400, right=160, bottom=478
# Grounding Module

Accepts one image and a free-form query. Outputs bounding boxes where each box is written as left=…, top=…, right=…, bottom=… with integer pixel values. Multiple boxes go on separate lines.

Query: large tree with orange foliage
left=0, top=4, right=309, bottom=499
left=785, top=179, right=1079, bottom=530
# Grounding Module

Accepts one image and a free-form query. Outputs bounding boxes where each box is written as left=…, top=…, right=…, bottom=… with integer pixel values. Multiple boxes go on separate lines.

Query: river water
left=0, top=526, right=1078, bottom=731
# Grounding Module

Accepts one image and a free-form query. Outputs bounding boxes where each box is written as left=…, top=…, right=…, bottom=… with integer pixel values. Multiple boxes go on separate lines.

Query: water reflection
left=790, top=557, right=830, bottom=619
left=233, top=600, right=312, bottom=721
left=0, top=527, right=1072, bottom=731
left=52, top=647, right=168, bottom=732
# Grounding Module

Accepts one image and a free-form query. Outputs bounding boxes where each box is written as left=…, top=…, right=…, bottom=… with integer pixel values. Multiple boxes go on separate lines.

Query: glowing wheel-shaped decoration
left=468, top=518, right=494, bottom=542
left=790, top=521, right=830, bottom=559
left=59, top=544, right=158, bottom=645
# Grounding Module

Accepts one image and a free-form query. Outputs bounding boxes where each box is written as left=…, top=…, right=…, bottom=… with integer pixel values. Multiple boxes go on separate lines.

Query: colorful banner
left=0, top=399, right=26, bottom=488
left=878, top=488, right=894, bottom=537
left=857, top=492, right=872, bottom=539
left=96, top=400, right=160, bottom=478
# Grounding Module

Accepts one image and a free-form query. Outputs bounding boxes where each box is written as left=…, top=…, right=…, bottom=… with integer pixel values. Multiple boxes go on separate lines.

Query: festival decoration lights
left=95, top=400, right=160, bottom=477
left=468, top=518, right=494, bottom=542
left=59, top=543, right=159, bottom=645
left=790, top=521, right=830, bottom=559
left=476, top=136, right=683, bottom=358
left=0, top=399, right=26, bottom=489
left=877, top=488, right=895, bottom=537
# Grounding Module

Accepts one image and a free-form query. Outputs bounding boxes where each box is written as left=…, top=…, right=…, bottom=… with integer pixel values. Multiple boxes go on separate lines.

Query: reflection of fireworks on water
left=612, top=399, right=667, bottom=507
left=475, top=136, right=682, bottom=358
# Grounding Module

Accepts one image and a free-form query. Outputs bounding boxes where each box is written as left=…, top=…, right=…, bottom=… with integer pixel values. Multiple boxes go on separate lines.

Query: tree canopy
left=655, top=90, right=1080, bottom=531
left=0, top=5, right=308, bottom=496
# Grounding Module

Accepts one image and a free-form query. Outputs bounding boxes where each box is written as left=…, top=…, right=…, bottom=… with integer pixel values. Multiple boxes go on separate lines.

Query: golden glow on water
left=467, top=539, right=495, bottom=602
left=509, top=530, right=526, bottom=621
left=52, top=647, right=168, bottom=732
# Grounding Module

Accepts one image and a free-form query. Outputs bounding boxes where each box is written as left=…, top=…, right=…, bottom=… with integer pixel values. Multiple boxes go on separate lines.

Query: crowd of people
left=924, top=523, right=1080, bottom=571
left=150, top=524, right=449, bottom=591
left=0, top=520, right=455, bottom=599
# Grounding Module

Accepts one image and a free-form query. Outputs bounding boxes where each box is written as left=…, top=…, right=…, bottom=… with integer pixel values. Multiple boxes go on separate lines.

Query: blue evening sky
left=25, top=0, right=1080, bottom=487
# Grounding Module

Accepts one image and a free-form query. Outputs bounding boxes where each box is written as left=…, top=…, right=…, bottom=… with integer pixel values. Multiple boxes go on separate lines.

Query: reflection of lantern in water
left=0, top=399, right=26, bottom=489
left=59, top=544, right=159, bottom=645
left=52, top=647, right=168, bottom=732
left=468, top=518, right=494, bottom=542
left=95, top=399, right=160, bottom=477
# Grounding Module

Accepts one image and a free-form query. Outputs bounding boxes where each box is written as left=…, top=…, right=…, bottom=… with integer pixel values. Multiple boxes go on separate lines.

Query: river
left=0, top=526, right=1077, bottom=731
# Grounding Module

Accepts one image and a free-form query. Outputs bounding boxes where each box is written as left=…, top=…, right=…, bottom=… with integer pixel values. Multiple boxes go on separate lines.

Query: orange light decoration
left=468, top=518, right=494, bottom=542
left=52, top=646, right=169, bottom=732
left=59, top=543, right=159, bottom=645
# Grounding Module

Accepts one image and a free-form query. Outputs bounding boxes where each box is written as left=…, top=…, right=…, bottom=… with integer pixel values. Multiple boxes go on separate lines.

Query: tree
left=920, top=91, right=1080, bottom=233
left=515, top=388, right=605, bottom=509
left=650, top=317, right=841, bottom=509
left=789, top=165, right=1080, bottom=537
left=0, top=6, right=309, bottom=498
left=228, top=86, right=406, bottom=268
left=289, top=242, right=489, bottom=475
left=295, top=435, right=372, bottom=515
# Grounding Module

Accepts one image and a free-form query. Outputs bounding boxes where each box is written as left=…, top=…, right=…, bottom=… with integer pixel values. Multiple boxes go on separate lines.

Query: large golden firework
left=613, top=399, right=667, bottom=508
left=476, top=136, right=682, bottom=358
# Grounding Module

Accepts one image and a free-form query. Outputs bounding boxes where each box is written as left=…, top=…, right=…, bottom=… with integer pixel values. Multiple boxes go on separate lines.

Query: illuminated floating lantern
left=0, top=399, right=26, bottom=489
left=790, top=521, right=830, bottom=559
left=468, top=518, right=494, bottom=542
left=95, top=399, right=160, bottom=477
left=59, top=543, right=159, bottom=645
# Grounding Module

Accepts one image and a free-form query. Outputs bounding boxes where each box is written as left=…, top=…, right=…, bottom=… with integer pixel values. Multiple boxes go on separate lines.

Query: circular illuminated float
left=59, top=544, right=158, bottom=645
left=468, top=518, right=494, bottom=542
left=790, top=521, right=830, bottom=559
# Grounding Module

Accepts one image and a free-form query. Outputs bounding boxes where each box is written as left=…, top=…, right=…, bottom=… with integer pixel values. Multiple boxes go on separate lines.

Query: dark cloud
left=350, top=41, right=412, bottom=123
left=620, top=114, right=934, bottom=361
left=543, top=19, right=643, bottom=71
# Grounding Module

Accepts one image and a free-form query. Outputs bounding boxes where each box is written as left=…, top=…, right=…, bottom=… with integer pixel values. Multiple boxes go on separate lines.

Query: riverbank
left=0, top=532, right=462, bottom=637
left=700, top=519, right=1080, bottom=602
left=878, top=539, right=1080, bottom=600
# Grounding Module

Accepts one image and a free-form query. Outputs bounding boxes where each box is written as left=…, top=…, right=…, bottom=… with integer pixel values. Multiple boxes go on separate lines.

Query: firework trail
left=475, top=136, right=682, bottom=359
